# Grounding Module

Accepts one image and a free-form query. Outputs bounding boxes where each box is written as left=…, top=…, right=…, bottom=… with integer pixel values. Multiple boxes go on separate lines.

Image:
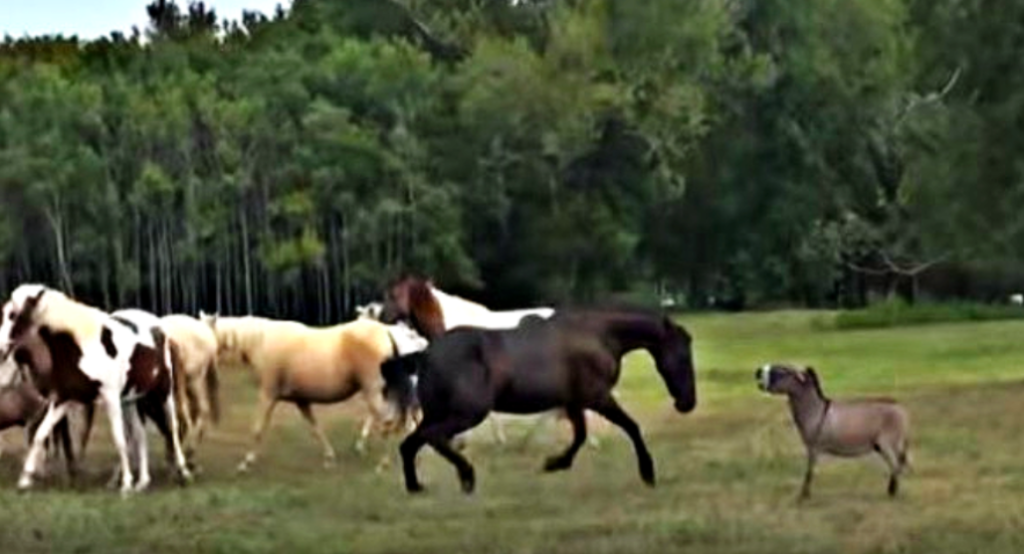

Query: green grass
left=827, top=298, right=1024, bottom=330
left=3, top=310, right=1024, bottom=553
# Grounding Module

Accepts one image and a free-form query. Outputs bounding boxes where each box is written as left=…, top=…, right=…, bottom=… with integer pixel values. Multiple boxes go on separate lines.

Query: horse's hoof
left=460, top=478, right=475, bottom=494
left=406, top=482, right=426, bottom=494
left=120, top=488, right=135, bottom=499
left=543, top=456, right=571, bottom=472
left=133, top=480, right=151, bottom=493
left=236, top=461, right=251, bottom=474
left=17, top=474, right=34, bottom=492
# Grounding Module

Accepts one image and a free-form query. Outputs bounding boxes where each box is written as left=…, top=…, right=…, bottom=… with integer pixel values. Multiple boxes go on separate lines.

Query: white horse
left=380, top=276, right=601, bottom=447
left=0, top=286, right=191, bottom=495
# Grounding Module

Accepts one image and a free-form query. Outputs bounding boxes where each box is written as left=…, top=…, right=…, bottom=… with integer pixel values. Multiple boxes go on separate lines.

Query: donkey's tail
left=205, top=360, right=221, bottom=425
left=898, top=438, right=912, bottom=473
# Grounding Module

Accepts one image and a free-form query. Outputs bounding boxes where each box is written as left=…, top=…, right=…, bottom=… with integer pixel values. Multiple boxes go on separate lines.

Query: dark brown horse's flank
left=384, top=305, right=697, bottom=494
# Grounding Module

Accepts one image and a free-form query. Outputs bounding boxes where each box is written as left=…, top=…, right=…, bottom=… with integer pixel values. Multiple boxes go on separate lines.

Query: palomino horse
left=382, top=305, right=697, bottom=493
left=756, top=363, right=911, bottom=499
left=380, top=274, right=560, bottom=445
left=200, top=314, right=403, bottom=471
left=0, top=285, right=192, bottom=495
left=162, top=313, right=221, bottom=456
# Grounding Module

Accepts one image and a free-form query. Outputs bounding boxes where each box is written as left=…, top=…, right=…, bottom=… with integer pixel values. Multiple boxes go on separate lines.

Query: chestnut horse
left=382, top=305, right=697, bottom=494
left=380, top=275, right=559, bottom=444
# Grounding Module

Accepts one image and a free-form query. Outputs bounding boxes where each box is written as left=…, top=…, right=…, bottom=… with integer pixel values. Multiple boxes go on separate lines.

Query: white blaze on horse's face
left=0, top=301, right=16, bottom=359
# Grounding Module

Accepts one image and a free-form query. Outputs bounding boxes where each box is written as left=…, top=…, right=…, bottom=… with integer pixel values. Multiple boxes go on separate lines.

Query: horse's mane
left=406, top=279, right=446, bottom=339
left=13, top=285, right=104, bottom=345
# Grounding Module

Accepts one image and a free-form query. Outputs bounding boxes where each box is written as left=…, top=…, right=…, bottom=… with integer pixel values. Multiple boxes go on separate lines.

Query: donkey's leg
left=295, top=401, right=336, bottom=468
left=18, top=401, right=69, bottom=490
left=800, top=450, right=818, bottom=501
left=591, top=396, right=655, bottom=486
left=873, top=443, right=901, bottom=497
left=543, top=407, right=587, bottom=472
left=238, top=393, right=278, bottom=473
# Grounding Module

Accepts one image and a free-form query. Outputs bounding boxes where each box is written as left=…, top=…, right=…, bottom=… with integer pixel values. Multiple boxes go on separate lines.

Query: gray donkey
left=755, top=363, right=910, bottom=499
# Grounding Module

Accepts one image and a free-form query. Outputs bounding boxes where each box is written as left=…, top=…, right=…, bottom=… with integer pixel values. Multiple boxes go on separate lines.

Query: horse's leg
left=78, top=401, right=96, bottom=460
left=799, top=450, right=817, bottom=501
left=238, top=393, right=278, bottom=473
left=489, top=415, right=507, bottom=445
left=356, top=387, right=396, bottom=454
left=129, top=408, right=152, bottom=492
left=295, top=401, right=336, bottom=468
left=591, top=396, right=655, bottom=486
left=56, top=417, right=77, bottom=480
left=164, top=384, right=193, bottom=484
left=402, top=413, right=485, bottom=494
left=190, top=372, right=213, bottom=453
left=102, top=391, right=137, bottom=497
left=18, top=401, right=69, bottom=491
left=543, top=407, right=587, bottom=472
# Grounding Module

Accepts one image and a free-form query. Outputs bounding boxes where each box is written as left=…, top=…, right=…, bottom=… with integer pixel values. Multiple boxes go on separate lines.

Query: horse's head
left=381, top=274, right=445, bottom=339
left=656, top=319, right=697, bottom=413
left=0, top=284, right=48, bottom=361
left=756, top=363, right=819, bottom=397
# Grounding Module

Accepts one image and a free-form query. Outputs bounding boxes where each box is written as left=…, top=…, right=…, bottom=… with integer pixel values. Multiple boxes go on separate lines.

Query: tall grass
left=828, top=298, right=1024, bottom=330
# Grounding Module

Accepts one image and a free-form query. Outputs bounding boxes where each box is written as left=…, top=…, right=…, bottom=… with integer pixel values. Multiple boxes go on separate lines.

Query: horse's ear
left=804, top=367, right=819, bottom=384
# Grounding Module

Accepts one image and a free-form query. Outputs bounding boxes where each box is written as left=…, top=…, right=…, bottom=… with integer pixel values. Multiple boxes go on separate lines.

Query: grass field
left=2, top=310, right=1024, bottom=553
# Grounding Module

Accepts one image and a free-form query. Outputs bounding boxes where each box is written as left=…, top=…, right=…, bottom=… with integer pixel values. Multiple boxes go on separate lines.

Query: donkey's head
left=756, top=363, right=823, bottom=398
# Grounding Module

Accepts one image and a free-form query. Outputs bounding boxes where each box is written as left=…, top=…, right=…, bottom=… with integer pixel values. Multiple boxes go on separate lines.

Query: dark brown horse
left=382, top=305, right=697, bottom=494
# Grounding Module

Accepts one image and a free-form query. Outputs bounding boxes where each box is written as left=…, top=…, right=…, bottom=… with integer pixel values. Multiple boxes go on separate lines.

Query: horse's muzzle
left=674, top=396, right=697, bottom=413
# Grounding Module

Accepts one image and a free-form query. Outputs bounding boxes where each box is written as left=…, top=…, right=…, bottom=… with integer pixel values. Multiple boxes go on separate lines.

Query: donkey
left=755, top=363, right=911, bottom=499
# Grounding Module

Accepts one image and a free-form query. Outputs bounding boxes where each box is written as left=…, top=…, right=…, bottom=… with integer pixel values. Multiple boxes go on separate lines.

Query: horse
left=199, top=313, right=404, bottom=472
left=162, top=313, right=221, bottom=456
left=0, top=285, right=192, bottom=495
left=382, top=305, right=697, bottom=494
left=380, top=274, right=565, bottom=445
left=0, top=353, right=79, bottom=475
left=755, top=363, right=911, bottom=499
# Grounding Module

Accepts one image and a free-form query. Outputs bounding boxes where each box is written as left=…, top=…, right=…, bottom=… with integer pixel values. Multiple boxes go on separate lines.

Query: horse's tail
left=160, top=333, right=189, bottom=437
left=205, top=359, right=221, bottom=425
left=381, top=352, right=424, bottom=421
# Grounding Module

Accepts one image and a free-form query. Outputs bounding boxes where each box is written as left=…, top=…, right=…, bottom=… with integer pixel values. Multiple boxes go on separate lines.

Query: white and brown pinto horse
left=200, top=314, right=404, bottom=472
left=0, top=285, right=191, bottom=495
left=381, top=275, right=596, bottom=446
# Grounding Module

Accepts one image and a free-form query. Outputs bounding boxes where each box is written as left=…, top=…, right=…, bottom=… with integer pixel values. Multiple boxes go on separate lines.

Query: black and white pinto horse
left=0, top=284, right=191, bottom=495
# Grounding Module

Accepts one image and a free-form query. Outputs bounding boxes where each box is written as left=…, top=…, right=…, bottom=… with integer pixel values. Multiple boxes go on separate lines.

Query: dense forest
left=1, top=0, right=1022, bottom=322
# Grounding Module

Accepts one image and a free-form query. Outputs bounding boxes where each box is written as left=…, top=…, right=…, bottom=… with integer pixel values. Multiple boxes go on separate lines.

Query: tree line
left=1, top=0, right=1022, bottom=323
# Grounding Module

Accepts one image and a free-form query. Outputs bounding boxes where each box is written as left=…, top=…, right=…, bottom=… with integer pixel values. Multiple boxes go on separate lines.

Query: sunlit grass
left=1, top=310, right=1023, bottom=553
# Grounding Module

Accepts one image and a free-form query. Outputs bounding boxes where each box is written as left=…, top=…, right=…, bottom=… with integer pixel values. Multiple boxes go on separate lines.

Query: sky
left=0, top=0, right=292, bottom=40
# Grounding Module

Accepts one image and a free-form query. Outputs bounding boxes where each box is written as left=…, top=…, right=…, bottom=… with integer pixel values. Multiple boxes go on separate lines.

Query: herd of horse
left=0, top=274, right=906, bottom=499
